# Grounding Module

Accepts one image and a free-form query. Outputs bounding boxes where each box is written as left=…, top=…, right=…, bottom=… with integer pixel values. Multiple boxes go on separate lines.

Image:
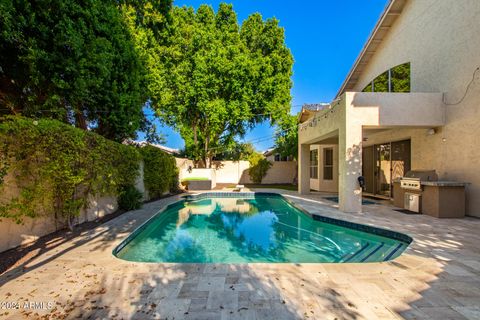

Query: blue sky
left=143, top=0, right=388, bottom=151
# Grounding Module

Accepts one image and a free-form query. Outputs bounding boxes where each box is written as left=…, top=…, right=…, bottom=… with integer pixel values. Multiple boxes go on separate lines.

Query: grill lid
left=403, top=170, right=438, bottom=181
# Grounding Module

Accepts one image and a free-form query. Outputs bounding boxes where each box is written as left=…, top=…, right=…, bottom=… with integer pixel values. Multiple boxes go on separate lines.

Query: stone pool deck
left=0, top=190, right=479, bottom=319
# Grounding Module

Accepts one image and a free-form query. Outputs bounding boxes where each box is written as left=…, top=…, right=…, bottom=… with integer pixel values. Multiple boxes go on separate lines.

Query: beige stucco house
left=298, top=0, right=480, bottom=217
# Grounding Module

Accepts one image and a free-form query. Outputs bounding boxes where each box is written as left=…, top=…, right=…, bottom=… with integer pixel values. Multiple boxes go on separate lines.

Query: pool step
left=343, top=242, right=393, bottom=262
left=342, top=243, right=371, bottom=262
left=383, top=242, right=404, bottom=261
left=360, top=242, right=385, bottom=262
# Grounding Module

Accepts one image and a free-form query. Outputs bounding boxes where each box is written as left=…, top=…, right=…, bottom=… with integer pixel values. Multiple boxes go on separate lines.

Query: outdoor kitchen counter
left=421, top=183, right=467, bottom=218
left=393, top=180, right=468, bottom=218
left=421, top=181, right=469, bottom=187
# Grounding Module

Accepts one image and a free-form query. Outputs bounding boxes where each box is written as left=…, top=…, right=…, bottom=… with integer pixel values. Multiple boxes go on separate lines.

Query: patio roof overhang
left=298, top=92, right=445, bottom=213
left=299, top=92, right=445, bottom=145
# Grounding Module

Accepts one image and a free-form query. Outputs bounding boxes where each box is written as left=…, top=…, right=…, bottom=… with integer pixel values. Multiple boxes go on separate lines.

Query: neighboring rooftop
left=263, top=148, right=275, bottom=157
left=133, top=141, right=180, bottom=155
left=298, top=103, right=330, bottom=123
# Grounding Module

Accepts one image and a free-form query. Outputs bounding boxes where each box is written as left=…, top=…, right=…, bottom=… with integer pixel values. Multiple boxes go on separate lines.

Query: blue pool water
left=114, top=193, right=410, bottom=263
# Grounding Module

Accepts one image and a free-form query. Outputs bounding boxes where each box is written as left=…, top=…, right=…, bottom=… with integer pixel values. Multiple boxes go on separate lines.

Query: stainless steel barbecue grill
left=400, top=170, right=438, bottom=191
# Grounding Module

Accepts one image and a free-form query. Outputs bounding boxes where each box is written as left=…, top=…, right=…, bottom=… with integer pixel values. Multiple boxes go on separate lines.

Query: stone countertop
left=392, top=178, right=469, bottom=187
left=421, top=181, right=469, bottom=187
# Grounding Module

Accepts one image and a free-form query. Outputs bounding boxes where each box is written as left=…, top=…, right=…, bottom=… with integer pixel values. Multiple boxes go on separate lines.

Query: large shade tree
left=0, top=0, right=171, bottom=141
left=142, top=3, right=293, bottom=167
left=274, top=113, right=298, bottom=160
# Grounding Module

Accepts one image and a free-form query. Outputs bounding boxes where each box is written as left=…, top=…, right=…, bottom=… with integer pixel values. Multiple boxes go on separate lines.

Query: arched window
left=362, top=62, right=410, bottom=93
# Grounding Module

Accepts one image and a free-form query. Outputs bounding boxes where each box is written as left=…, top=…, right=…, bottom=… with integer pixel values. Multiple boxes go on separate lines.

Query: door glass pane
left=309, top=149, right=318, bottom=179
left=375, top=143, right=391, bottom=197
left=362, top=146, right=375, bottom=194
left=323, top=148, right=333, bottom=180
left=391, top=140, right=411, bottom=180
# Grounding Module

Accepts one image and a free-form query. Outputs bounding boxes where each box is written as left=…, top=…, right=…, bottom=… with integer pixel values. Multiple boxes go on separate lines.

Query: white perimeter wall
left=0, top=160, right=148, bottom=253
left=212, top=160, right=297, bottom=185
left=0, top=194, right=119, bottom=253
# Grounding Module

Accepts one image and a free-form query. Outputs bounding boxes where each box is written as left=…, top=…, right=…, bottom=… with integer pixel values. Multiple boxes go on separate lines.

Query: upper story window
left=362, top=62, right=410, bottom=93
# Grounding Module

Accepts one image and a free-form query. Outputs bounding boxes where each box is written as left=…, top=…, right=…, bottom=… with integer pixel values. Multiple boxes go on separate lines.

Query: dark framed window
left=323, top=148, right=334, bottom=180
left=391, top=63, right=411, bottom=92
left=274, top=154, right=290, bottom=162
left=310, top=149, right=318, bottom=179
left=362, top=62, right=410, bottom=93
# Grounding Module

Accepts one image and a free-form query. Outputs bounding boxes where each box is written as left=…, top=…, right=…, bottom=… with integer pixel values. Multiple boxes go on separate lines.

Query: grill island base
left=421, top=182, right=467, bottom=218
left=393, top=180, right=467, bottom=218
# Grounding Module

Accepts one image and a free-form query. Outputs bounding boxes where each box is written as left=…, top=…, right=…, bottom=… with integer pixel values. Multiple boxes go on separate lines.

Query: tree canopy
left=139, top=3, right=293, bottom=167
left=0, top=0, right=171, bottom=141
left=274, top=113, right=299, bottom=160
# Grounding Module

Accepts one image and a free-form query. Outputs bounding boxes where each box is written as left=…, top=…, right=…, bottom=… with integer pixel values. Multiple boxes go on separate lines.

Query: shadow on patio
left=1, top=194, right=479, bottom=319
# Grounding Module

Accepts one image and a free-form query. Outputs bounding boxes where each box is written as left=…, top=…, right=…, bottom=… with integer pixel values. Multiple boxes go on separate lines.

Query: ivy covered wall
left=0, top=116, right=178, bottom=234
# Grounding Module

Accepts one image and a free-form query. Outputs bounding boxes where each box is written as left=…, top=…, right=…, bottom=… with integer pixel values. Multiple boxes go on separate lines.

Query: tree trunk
left=75, top=110, right=87, bottom=130
left=192, top=120, right=199, bottom=168
left=204, top=135, right=210, bottom=168
left=67, top=215, right=74, bottom=231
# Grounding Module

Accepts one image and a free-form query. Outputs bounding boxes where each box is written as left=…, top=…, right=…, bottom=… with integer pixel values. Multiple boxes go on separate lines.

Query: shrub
left=118, top=185, right=143, bottom=211
left=248, top=152, right=272, bottom=184
left=140, top=145, right=179, bottom=199
left=0, top=116, right=140, bottom=229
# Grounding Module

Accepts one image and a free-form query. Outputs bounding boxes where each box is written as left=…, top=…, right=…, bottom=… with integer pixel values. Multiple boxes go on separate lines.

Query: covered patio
left=298, top=91, right=445, bottom=212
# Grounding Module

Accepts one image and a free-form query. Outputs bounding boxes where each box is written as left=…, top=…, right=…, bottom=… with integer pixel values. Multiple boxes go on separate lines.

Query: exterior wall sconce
left=427, top=128, right=436, bottom=135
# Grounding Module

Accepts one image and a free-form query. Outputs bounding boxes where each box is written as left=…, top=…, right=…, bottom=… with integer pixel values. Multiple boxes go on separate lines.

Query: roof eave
left=335, top=0, right=407, bottom=98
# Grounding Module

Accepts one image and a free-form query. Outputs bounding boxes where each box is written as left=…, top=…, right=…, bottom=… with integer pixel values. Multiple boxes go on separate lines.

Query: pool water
left=114, top=194, right=410, bottom=263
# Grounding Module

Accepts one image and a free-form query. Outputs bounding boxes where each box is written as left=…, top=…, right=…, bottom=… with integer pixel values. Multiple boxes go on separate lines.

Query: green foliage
left=0, top=0, right=158, bottom=141
left=274, top=113, right=298, bottom=160
left=214, top=142, right=255, bottom=161
left=248, top=153, right=272, bottom=184
left=118, top=185, right=143, bottom=210
left=0, top=116, right=140, bottom=227
left=140, top=145, right=178, bottom=199
left=133, top=3, right=293, bottom=167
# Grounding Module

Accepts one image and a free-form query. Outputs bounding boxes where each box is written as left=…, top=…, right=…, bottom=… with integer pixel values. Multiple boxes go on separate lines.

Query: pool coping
left=112, top=191, right=412, bottom=261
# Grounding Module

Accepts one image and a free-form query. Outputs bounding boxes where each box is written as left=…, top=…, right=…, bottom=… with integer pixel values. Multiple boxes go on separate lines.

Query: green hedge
left=0, top=116, right=140, bottom=228
left=0, top=116, right=180, bottom=228
left=140, top=145, right=179, bottom=199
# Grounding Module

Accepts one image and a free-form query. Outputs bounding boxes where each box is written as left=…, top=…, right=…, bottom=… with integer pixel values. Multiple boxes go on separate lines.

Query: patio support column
left=298, top=143, right=310, bottom=194
left=338, top=122, right=363, bottom=213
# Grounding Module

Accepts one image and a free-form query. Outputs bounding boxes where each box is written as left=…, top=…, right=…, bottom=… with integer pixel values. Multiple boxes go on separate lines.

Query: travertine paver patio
left=1, top=190, right=480, bottom=319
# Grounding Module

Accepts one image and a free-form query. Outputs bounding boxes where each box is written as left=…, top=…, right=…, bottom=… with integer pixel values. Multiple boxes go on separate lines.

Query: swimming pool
left=114, top=193, right=411, bottom=263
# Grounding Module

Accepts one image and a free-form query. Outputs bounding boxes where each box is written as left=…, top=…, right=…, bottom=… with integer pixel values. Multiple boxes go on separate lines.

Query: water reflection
left=117, top=195, right=407, bottom=263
